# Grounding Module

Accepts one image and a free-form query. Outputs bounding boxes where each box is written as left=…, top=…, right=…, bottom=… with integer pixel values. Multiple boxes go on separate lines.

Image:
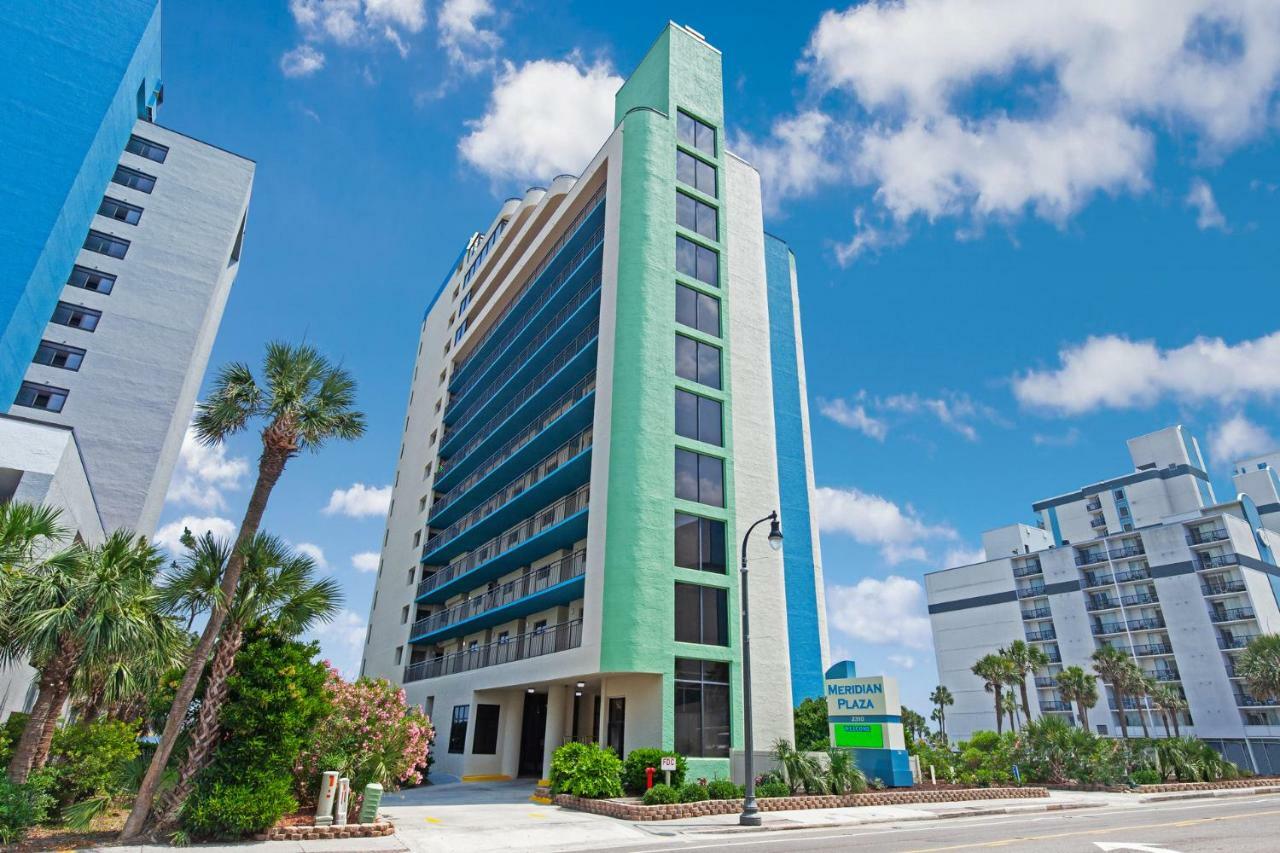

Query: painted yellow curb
left=529, top=795, right=553, bottom=804
left=537, top=778, right=551, bottom=786
left=461, top=774, right=512, bottom=782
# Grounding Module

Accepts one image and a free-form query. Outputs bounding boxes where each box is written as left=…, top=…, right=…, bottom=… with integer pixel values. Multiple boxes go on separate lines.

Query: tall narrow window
left=677, top=150, right=717, bottom=197
left=83, top=230, right=129, bottom=259
left=51, top=302, right=102, bottom=332
left=675, top=449, right=724, bottom=507
left=472, top=704, right=501, bottom=754
left=67, top=265, right=116, bottom=295
left=675, top=335, right=721, bottom=389
left=126, top=134, right=168, bottom=163
left=111, top=164, right=156, bottom=193
left=448, top=705, right=469, bottom=753
left=33, top=341, right=86, bottom=371
left=675, top=658, right=730, bottom=757
left=675, top=513, right=726, bottom=573
left=97, top=196, right=142, bottom=225
left=676, top=236, right=718, bottom=286
left=675, top=389, right=723, bottom=446
left=677, top=193, right=718, bottom=240
left=676, top=284, right=720, bottom=336
left=15, top=382, right=69, bottom=413
left=677, top=111, right=716, bottom=157
left=675, top=583, right=728, bottom=645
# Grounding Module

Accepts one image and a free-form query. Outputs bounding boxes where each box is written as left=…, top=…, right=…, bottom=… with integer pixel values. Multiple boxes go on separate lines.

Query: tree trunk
left=993, top=685, right=1003, bottom=734
left=1077, top=700, right=1089, bottom=731
left=1172, top=713, right=1181, bottom=738
left=32, top=678, right=72, bottom=770
left=1137, top=704, right=1151, bottom=739
left=6, top=677, right=55, bottom=783
left=6, top=639, right=78, bottom=782
left=1115, top=688, right=1129, bottom=739
left=121, top=450, right=288, bottom=840
left=1019, top=678, right=1032, bottom=723
left=154, top=623, right=246, bottom=826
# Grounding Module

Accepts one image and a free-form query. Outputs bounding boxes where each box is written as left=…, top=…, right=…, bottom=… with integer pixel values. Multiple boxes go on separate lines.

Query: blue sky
left=153, top=0, right=1280, bottom=715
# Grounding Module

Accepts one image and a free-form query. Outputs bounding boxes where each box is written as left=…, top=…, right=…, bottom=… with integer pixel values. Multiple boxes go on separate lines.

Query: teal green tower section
left=602, top=25, right=742, bottom=777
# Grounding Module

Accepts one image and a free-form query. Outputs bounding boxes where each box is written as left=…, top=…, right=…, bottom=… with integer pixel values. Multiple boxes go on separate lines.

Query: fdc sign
left=824, top=661, right=914, bottom=787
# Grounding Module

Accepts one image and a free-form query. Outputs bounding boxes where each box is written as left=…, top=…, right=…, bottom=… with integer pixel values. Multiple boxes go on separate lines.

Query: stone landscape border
left=555, top=786, right=1048, bottom=821
left=1134, top=777, right=1280, bottom=793
left=254, top=820, right=396, bottom=841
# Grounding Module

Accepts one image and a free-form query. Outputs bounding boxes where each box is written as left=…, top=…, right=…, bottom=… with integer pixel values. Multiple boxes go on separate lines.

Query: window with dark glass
left=677, top=193, right=718, bottom=240
left=675, top=583, right=728, bottom=645
left=675, top=658, right=730, bottom=757
left=111, top=164, right=156, bottom=193
left=68, top=265, right=116, bottom=295
left=15, top=382, right=69, bottom=413
left=98, top=196, right=142, bottom=225
left=84, top=230, right=129, bottom=259
left=675, top=448, right=724, bottom=507
left=676, top=284, right=720, bottom=336
left=448, top=705, right=469, bottom=753
left=675, top=389, right=722, bottom=446
left=677, top=111, right=716, bottom=157
left=33, top=341, right=85, bottom=371
left=677, top=150, right=717, bottom=197
left=675, top=335, right=721, bottom=389
left=675, top=513, right=726, bottom=573
left=51, top=302, right=101, bottom=332
left=676, top=236, right=718, bottom=286
left=472, top=704, right=500, bottom=754
left=126, top=134, right=168, bottom=162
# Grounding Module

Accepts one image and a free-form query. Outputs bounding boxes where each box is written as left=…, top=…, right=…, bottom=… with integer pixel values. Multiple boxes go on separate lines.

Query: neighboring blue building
left=0, top=0, right=162, bottom=403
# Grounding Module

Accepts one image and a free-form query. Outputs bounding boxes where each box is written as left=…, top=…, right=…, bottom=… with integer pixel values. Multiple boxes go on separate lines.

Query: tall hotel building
left=927, top=426, right=1280, bottom=773
left=0, top=0, right=254, bottom=716
left=365, top=24, right=828, bottom=782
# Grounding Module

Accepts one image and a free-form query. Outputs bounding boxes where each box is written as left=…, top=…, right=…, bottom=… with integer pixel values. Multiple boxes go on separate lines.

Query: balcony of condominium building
left=403, top=617, right=584, bottom=683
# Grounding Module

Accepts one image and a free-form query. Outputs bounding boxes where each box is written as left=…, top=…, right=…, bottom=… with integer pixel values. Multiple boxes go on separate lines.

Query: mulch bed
left=11, top=808, right=128, bottom=851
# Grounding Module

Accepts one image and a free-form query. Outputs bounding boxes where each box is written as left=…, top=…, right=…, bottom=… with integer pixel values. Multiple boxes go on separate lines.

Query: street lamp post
left=738, top=510, right=782, bottom=827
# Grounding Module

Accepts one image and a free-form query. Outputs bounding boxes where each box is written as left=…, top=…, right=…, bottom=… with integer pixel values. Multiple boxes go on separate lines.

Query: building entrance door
left=518, top=692, right=548, bottom=777
left=607, top=697, right=625, bottom=756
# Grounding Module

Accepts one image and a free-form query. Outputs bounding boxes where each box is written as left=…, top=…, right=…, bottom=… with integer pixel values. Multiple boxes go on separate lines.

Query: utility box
left=359, top=783, right=384, bottom=824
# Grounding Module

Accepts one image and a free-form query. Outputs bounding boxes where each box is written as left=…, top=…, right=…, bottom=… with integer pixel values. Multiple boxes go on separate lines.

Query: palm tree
left=1056, top=666, right=1098, bottom=731
left=1001, top=691, right=1021, bottom=731
left=124, top=343, right=364, bottom=838
left=1237, top=634, right=1280, bottom=703
left=972, top=654, right=1012, bottom=734
left=1000, top=640, right=1050, bottom=723
left=929, top=685, right=954, bottom=745
left=5, top=531, right=177, bottom=782
left=1149, top=683, right=1187, bottom=738
left=1129, top=668, right=1152, bottom=739
left=1092, top=645, right=1134, bottom=739
left=155, top=532, right=341, bottom=822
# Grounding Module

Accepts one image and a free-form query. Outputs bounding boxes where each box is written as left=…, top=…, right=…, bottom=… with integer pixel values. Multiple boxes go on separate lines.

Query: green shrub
left=46, top=718, right=140, bottom=807
left=642, top=783, right=679, bottom=805
left=793, top=697, right=830, bottom=752
left=182, top=776, right=297, bottom=839
left=706, top=779, right=743, bottom=800
left=0, top=713, right=28, bottom=768
left=0, top=774, right=55, bottom=844
left=1131, top=769, right=1161, bottom=785
left=550, top=742, right=623, bottom=799
left=622, top=748, right=687, bottom=794
left=755, top=781, right=791, bottom=798
left=677, top=782, right=708, bottom=802
left=826, top=748, right=868, bottom=794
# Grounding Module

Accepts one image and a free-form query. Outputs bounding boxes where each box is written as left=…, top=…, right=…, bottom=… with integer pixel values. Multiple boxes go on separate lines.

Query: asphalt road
left=598, top=795, right=1280, bottom=853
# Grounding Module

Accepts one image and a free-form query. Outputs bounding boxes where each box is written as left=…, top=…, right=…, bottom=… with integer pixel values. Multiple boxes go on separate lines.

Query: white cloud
left=1186, top=177, right=1229, bottom=231
left=281, top=44, right=327, bottom=77
left=815, top=486, right=957, bottom=564
left=323, top=483, right=393, bottom=518
left=294, top=542, right=329, bottom=570
left=352, top=551, right=381, bottom=573
left=309, top=608, right=367, bottom=679
left=820, top=390, right=1003, bottom=442
left=826, top=576, right=932, bottom=649
left=154, top=515, right=236, bottom=555
left=748, top=0, right=1280, bottom=256
left=459, top=57, right=622, bottom=183
left=942, top=545, right=987, bottom=570
left=1032, top=427, right=1082, bottom=447
left=438, top=0, right=501, bottom=73
left=889, top=653, right=918, bottom=670
left=1013, top=331, right=1280, bottom=415
left=165, top=425, right=250, bottom=512
left=817, top=397, right=887, bottom=441
left=1209, top=413, right=1277, bottom=465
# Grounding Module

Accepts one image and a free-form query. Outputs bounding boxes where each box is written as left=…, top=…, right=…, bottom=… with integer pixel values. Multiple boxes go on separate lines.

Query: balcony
left=1045, top=650, right=1063, bottom=663
left=1110, top=697, right=1145, bottom=711
left=1086, top=498, right=1103, bottom=512
left=409, top=549, right=586, bottom=644
left=1210, top=607, right=1257, bottom=624
left=1235, top=693, right=1280, bottom=708
left=1076, top=550, right=1108, bottom=567
left=421, top=427, right=593, bottom=563
left=1203, top=580, right=1248, bottom=596
left=403, top=618, right=583, bottom=682
left=1148, top=666, right=1181, bottom=682
left=1022, top=606, right=1052, bottom=620
left=1034, top=676, right=1057, bottom=688
left=1016, top=583, right=1047, bottom=599
left=1113, top=567, right=1152, bottom=583
left=1121, top=592, right=1159, bottom=606
left=451, top=189, right=605, bottom=384
left=1040, top=701, right=1073, bottom=712
left=1131, top=642, right=1174, bottom=657
left=1218, top=635, right=1255, bottom=650
left=1187, top=527, right=1230, bottom=546
left=1109, top=545, right=1146, bottom=560
left=434, top=372, right=595, bottom=496
left=1082, top=572, right=1114, bottom=589
left=1012, top=560, right=1043, bottom=578
left=1090, top=517, right=1109, bottom=529
left=445, top=271, right=602, bottom=429
left=1025, top=628, right=1057, bottom=642
left=1092, top=616, right=1165, bottom=636
left=440, top=319, right=600, bottom=457
left=1087, top=597, right=1119, bottom=612
left=1199, top=553, right=1240, bottom=570
left=417, top=483, right=590, bottom=604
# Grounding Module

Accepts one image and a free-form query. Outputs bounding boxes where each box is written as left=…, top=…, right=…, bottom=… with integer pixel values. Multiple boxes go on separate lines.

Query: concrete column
left=542, top=686, right=567, bottom=781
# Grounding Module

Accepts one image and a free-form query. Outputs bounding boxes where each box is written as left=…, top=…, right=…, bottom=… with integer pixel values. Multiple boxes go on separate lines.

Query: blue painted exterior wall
left=764, top=233, right=826, bottom=703
left=0, top=0, right=161, bottom=404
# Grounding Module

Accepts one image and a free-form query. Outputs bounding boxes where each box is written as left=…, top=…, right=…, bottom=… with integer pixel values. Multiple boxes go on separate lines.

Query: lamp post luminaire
left=738, top=510, right=783, bottom=827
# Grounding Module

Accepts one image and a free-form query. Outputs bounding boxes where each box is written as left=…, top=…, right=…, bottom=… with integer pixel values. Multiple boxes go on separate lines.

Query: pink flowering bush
left=295, top=666, right=434, bottom=809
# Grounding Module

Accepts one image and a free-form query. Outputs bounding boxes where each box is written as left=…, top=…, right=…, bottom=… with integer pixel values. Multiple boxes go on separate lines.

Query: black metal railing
left=1199, top=553, right=1240, bottom=570
left=1113, top=567, right=1152, bottom=583
left=1076, top=550, right=1108, bottom=566
left=1035, top=676, right=1056, bottom=688
left=1202, top=580, right=1247, bottom=595
left=1218, top=635, right=1254, bottom=650
left=1090, top=517, right=1109, bottom=529
left=1041, top=701, right=1072, bottom=712
left=404, top=618, right=583, bottom=682
left=1017, top=583, right=1047, bottom=598
left=1022, top=606, right=1052, bottom=619
left=1210, top=607, right=1256, bottom=623
left=1026, top=628, right=1057, bottom=642
left=1186, top=528, right=1229, bottom=546
left=1131, top=642, right=1174, bottom=656
left=1083, top=572, right=1114, bottom=588
left=1012, top=561, right=1043, bottom=578
left=1086, top=498, right=1102, bottom=511
left=1109, top=545, right=1146, bottom=560
left=1087, top=597, right=1119, bottom=612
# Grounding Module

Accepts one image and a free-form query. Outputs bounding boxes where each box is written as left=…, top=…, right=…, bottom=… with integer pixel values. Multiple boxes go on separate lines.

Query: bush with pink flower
left=294, top=666, right=434, bottom=810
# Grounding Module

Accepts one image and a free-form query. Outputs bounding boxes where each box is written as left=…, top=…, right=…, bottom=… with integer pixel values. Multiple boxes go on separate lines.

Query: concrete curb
left=645, top=800, right=1102, bottom=835
left=1139, top=784, right=1280, bottom=803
